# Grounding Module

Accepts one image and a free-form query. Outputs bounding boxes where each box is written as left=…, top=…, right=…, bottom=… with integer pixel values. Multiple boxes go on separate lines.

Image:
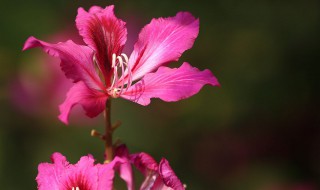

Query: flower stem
left=104, top=99, right=113, bottom=163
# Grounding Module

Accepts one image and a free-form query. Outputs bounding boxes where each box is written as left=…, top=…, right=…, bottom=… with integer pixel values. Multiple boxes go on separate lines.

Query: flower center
left=72, top=187, right=80, bottom=190
left=108, top=53, right=132, bottom=98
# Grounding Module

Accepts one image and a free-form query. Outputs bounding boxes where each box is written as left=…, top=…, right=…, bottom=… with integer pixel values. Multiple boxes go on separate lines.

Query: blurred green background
left=0, top=0, right=319, bottom=189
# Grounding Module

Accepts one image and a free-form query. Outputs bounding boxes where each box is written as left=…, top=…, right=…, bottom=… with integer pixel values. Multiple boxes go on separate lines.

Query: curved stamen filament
left=108, top=53, right=133, bottom=98
left=117, top=55, right=125, bottom=95
left=121, top=53, right=132, bottom=90
left=109, top=54, right=117, bottom=89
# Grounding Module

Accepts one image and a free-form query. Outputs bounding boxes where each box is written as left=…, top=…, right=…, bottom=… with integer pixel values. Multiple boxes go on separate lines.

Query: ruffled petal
left=58, top=81, right=107, bottom=125
left=23, top=36, right=104, bottom=91
left=121, top=62, right=219, bottom=106
left=36, top=153, right=69, bottom=190
left=128, top=12, right=199, bottom=81
left=76, top=5, right=127, bottom=82
left=158, top=159, right=185, bottom=190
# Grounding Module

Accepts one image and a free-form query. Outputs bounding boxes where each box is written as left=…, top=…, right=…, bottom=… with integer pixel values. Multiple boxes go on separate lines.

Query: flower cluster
left=23, top=4, right=219, bottom=190
left=37, top=145, right=184, bottom=190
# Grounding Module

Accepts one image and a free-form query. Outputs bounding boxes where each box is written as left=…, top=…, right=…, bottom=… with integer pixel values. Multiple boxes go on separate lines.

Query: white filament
left=108, top=53, right=132, bottom=98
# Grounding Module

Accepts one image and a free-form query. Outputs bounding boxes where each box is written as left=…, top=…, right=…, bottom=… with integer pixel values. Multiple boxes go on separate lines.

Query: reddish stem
left=104, top=99, right=113, bottom=163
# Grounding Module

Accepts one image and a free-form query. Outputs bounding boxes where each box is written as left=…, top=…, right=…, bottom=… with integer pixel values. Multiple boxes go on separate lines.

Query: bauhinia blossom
left=23, top=5, right=220, bottom=124
left=37, top=150, right=185, bottom=190
left=116, top=145, right=186, bottom=190
left=36, top=152, right=124, bottom=190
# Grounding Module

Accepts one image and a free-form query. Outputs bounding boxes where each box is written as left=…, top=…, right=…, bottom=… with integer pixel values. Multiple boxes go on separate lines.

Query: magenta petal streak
left=121, top=62, right=220, bottom=105
left=76, top=5, right=127, bottom=80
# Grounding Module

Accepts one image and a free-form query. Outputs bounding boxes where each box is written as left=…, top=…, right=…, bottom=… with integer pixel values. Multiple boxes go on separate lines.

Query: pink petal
left=87, top=6, right=104, bottom=14
left=36, top=153, right=69, bottom=190
left=76, top=5, right=127, bottom=83
left=58, top=81, right=107, bottom=125
left=158, top=159, right=185, bottom=190
left=130, top=152, right=158, bottom=190
left=128, top=12, right=199, bottom=81
left=97, top=156, right=125, bottom=190
left=23, top=36, right=105, bottom=91
left=121, top=62, right=220, bottom=105
left=115, top=145, right=134, bottom=190
left=130, top=152, right=158, bottom=175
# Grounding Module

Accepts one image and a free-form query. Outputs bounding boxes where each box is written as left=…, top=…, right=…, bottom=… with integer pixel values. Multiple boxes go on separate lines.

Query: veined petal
left=76, top=5, right=127, bottom=50
left=130, top=152, right=159, bottom=190
left=157, top=159, right=185, bottom=190
left=121, top=62, right=220, bottom=106
left=76, top=5, right=127, bottom=82
left=58, top=82, right=107, bottom=125
left=128, top=12, right=199, bottom=81
left=130, top=152, right=158, bottom=176
left=23, top=36, right=105, bottom=91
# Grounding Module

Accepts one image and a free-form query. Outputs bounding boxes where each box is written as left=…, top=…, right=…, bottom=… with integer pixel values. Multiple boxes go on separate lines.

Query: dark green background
left=0, top=0, right=319, bottom=189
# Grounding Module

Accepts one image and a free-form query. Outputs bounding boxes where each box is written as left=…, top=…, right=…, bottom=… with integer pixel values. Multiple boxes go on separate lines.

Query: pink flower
left=23, top=5, right=220, bottom=124
left=36, top=152, right=123, bottom=190
left=116, top=145, right=186, bottom=190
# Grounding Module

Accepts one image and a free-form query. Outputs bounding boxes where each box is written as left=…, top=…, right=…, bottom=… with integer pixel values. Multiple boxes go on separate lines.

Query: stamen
left=121, top=53, right=129, bottom=63
left=121, top=53, right=132, bottom=90
left=108, top=53, right=133, bottom=98
left=112, top=53, right=117, bottom=68
left=71, top=187, right=80, bottom=190
left=116, top=55, right=125, bottom=95
left=109, top=66, right=117, bottom=90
